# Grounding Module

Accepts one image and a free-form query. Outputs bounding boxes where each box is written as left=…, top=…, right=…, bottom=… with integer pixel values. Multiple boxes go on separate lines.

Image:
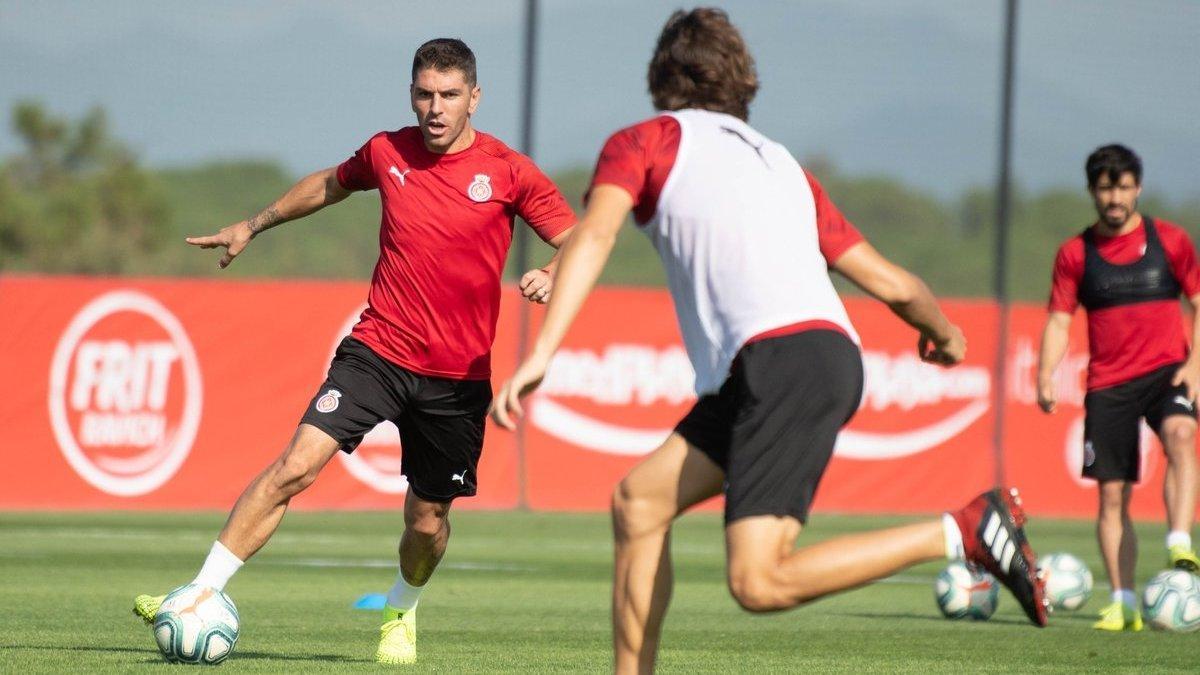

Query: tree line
left=2, top=103, right=1197, bottom=301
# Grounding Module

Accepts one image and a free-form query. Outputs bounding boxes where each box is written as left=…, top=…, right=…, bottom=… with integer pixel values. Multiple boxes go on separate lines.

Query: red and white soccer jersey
left=589, top=110, right=864, bottom=395
left=1048, top=218, right=1200, bottom=391
left=337, top=127, right=574, bottom=380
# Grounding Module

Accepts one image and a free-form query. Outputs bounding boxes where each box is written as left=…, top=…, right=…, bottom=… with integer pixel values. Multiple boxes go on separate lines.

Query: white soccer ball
left=1142, top=569, right=1200, bottom=632
left=934, top=561, right=999, bottom=620
left=153, top=584, right=241, bottom=664
left=1037, top=552, right=1093, bottom=611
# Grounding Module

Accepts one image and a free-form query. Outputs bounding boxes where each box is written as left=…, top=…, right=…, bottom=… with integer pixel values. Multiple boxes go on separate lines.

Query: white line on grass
left=0, top=527, right=373, bottom=547
left=258, top=558, right=537, bottom=572
left=0, top=527, right=935, bottom=585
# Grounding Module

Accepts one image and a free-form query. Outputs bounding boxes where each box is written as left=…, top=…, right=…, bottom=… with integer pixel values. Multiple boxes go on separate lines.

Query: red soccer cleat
left=950, top=487, right=1048, bottom=627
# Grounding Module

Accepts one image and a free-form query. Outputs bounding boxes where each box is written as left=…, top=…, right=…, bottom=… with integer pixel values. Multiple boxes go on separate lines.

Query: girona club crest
left=48, top=290, right=203, bottom=497
left=315, top=389, right=341, bottom=413
left=467, top=174, right=492, bottom=202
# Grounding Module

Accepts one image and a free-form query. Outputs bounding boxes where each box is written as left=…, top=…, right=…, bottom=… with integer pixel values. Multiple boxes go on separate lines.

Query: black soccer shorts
left=299, top=337, right=492, bottom=502
left=1082, top=362, right=1196, bottom=482
left=674, top=329, right=863, bottom=524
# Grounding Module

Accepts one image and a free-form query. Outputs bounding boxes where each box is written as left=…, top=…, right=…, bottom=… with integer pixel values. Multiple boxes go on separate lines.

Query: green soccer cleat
left=376, top=605, right=417, bottom=665
left=1092, top=601, right=1143, bottom=632
left=132, top=593, right=165, bottom=625
left=1168, top=544, right=1200, bottom=573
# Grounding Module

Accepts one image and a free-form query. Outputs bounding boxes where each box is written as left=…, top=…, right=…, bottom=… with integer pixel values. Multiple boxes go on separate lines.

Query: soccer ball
left=153, top=584, right=240, bottom=664
left=1142, top=570, right=1200, bottom=632
left=1037, top=552, right=1093, bottom=611
left=934, top=561, right=999, bottom=620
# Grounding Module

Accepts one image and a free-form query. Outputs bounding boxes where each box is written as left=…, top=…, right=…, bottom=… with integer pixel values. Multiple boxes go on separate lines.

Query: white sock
left=1112, top=589, right=1137, bottom=609
left=192, top=541, right=244, bottom=591
left=1167, top=531, right=1192, bottom=550
left=386, top=574, right=424, bottom=613
left=942, top=513, right=965, bottom=560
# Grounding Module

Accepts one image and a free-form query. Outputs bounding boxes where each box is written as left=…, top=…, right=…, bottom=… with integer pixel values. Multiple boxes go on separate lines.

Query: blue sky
left=2, top=0, right=1196, bottom=199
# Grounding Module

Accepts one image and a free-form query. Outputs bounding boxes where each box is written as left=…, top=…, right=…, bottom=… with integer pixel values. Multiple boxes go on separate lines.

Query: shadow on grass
left=0, top=645, right=156, bottom=656
left=0, top=644, right=361, bottom=663
left=834, top=612, right=1030, bottom=626
left=227, top=651, right=361, bottom=662
left=1041, top=611, right=1097, bottom=623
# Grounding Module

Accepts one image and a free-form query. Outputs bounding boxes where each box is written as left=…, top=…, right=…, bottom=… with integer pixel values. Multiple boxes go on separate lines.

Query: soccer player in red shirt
left=492, top=9, right=1046, bottom=672
left=1038, top=144, right=1200, bottom=632
left=132, top=39, right=575, bottom=664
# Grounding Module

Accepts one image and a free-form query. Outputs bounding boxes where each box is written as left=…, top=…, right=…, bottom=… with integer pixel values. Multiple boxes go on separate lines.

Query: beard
left=1097, top=202, right=1135, bottom=229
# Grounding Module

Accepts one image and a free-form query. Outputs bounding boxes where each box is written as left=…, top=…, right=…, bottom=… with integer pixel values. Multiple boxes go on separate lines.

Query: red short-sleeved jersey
left=337, top=127, right=574, bottom=380
left=1048, top=217, right=1200, bottom=390
left=586, top=115, right=864, bottom=265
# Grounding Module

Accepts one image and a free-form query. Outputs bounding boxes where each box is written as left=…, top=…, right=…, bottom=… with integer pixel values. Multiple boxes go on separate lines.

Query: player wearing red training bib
left=1046, top=216, right=1200, bottom=391
left=1038, top=144, right=1200, bottom=632
left=133, top=39, right=575, bottom=664
left=492, top=9, right=1047, bottom=673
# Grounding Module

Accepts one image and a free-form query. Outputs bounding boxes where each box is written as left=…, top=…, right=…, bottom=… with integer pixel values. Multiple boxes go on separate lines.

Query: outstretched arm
left=492, top=186, right=632, bottom=428
left=519, top=227, right=575, bottom=304
left=832, top=241, right=966, bottom=365
left=186, top=167, right=351, bottom=268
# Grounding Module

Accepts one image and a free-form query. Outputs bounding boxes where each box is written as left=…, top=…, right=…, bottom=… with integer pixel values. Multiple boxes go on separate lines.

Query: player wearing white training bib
left=494, top=8, right=1048, bottom=673
left=632, top=109, right=860, bottom=395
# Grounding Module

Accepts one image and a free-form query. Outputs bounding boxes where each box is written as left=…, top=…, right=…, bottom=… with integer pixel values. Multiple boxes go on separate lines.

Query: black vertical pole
left=514, top=0, right=539, bottom=510
left=992, top=0, right=1018, bottom=487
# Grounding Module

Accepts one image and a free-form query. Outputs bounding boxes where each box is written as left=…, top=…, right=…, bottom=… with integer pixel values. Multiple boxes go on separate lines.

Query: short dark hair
left=1086, top=144, right=1142, bottom=188
left=412, top=38, right=477, bottom=86
left=647, top=8, right=759, bottom=121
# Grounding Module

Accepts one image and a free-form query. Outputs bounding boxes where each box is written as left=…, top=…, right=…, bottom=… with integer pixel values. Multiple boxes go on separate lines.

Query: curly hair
left=647, top=8, right=758, bottom=121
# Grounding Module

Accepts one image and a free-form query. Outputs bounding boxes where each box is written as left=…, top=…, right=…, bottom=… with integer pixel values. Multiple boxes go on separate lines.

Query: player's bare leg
left=1097, top=480, right=1136, bottom=592
left=722, top=488, right=1047, bottom=626
left=399, top=492, right=452, bottom=586
left=217, top=424, right=342, bottom=560
left=133, top=424, right=341, bottom=624
left=611, top=434, right=723, bottom=675
left=1092, top=479, right=1143, bottom=630
left=724, top=516, right=943, bottom=612
left=376, top=491, right=452, bottom=664
left=1159, top=416, right=1199, bottom=570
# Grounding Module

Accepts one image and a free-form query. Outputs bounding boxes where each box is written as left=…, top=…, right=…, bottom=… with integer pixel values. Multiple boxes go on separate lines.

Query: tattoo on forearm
left=247, top=206, right=281, bottom=237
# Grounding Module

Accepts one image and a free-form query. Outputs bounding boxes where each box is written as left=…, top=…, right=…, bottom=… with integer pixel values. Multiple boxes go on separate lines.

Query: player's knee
left=270, top=447, right=323, bottom=496
left=610, top=481, right=636, bottom=533
left=1097, top=485, right=1128, bottom=516
left=727, top=567, right=791, bottom=613
left=1163, top=423, right=1196, bottom=455
left=406, top=513, right=447, bottom=539
left=611, top=480, right=669, bottom=541
left=405, top=504, right=449, bottom=539
left=1097, top=496, right=1123, bottom=516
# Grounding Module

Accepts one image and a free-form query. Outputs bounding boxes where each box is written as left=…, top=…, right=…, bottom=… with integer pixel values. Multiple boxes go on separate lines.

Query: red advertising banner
left=0, top=275, right=1185, bottom=521
left=0, top=275, right=517, bottom=511
left=524, top=294, right=999, bottom=515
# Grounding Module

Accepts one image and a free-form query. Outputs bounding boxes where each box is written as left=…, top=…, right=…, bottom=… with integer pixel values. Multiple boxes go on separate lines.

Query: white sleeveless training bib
left=644, top=109, right=860, bottom=395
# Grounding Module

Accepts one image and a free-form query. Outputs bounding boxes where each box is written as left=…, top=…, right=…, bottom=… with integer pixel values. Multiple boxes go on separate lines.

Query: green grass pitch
left=0, top=510, right=1195, bottom=672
